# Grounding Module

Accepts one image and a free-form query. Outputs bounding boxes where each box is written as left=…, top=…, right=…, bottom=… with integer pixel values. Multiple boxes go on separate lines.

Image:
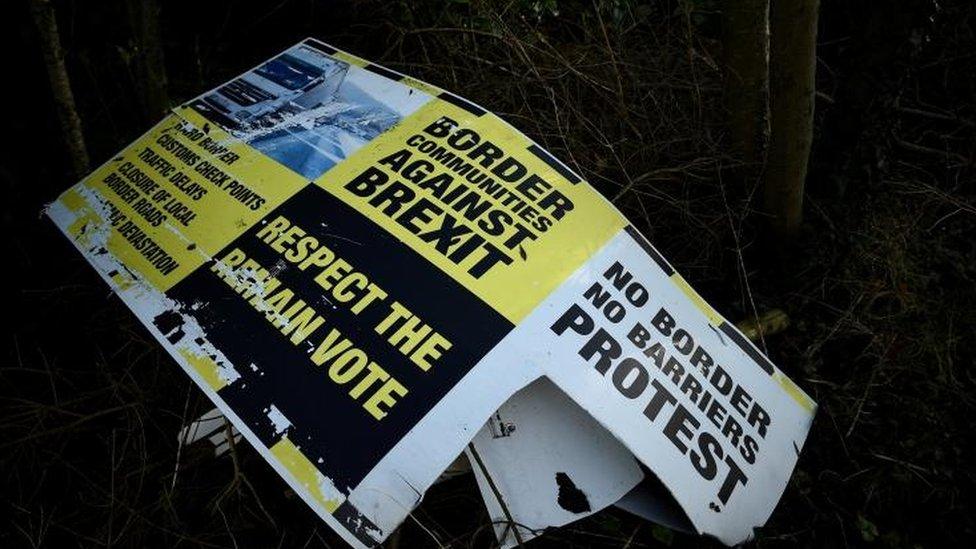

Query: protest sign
left=48, top=39, right=815, bottom=547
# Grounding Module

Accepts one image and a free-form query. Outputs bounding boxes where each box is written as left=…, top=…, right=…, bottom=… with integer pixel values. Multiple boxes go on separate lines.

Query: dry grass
left=2, top=0, right=974, bottom=547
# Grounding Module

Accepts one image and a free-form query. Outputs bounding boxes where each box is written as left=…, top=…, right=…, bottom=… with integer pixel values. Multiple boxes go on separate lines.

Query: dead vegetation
left=2, top=0, right=974, bottom=547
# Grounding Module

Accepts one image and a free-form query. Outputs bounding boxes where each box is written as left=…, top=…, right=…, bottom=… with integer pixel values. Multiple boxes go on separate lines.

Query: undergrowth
left=2, top=0, right=974, bottom=547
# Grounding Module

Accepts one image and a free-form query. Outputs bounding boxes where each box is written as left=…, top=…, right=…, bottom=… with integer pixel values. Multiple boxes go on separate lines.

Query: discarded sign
left=48, top=39, right=816, bottom=547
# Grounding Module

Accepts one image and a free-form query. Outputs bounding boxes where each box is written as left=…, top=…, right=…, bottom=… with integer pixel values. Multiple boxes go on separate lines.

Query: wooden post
left=723, top=0, right=770, bottom=170
left=127, top=0, right=170, bottom=121
left=766, top=0, right=820, bottom=240
left=30, top=0, right=90, bottom=178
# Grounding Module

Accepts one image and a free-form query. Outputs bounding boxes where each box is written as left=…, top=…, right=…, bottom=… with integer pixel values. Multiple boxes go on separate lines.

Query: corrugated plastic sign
left=48, top=39, right=816, bottom=547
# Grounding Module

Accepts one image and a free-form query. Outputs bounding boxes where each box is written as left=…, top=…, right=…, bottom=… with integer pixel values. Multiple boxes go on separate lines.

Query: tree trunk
left=723, top=0, right=770, bottom=169
left=30, top=0, right=90, bottom=178
left=127, top=0, right=169, bottom=122
left=766, top=0, right=820, bottom=240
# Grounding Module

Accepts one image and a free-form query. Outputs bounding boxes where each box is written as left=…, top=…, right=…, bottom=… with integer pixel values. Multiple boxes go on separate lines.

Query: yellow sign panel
left=315, top=99, right=627, bottom=323
left=56, top=109, right=308, bottom=292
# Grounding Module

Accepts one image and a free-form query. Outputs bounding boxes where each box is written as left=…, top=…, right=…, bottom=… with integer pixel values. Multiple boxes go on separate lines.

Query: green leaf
left=858, top=514, right=879, bottom=542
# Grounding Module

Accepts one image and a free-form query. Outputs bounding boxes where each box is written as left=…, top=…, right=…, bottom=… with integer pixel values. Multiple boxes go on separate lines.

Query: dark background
left=2, top=0, right=974, bottom=547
